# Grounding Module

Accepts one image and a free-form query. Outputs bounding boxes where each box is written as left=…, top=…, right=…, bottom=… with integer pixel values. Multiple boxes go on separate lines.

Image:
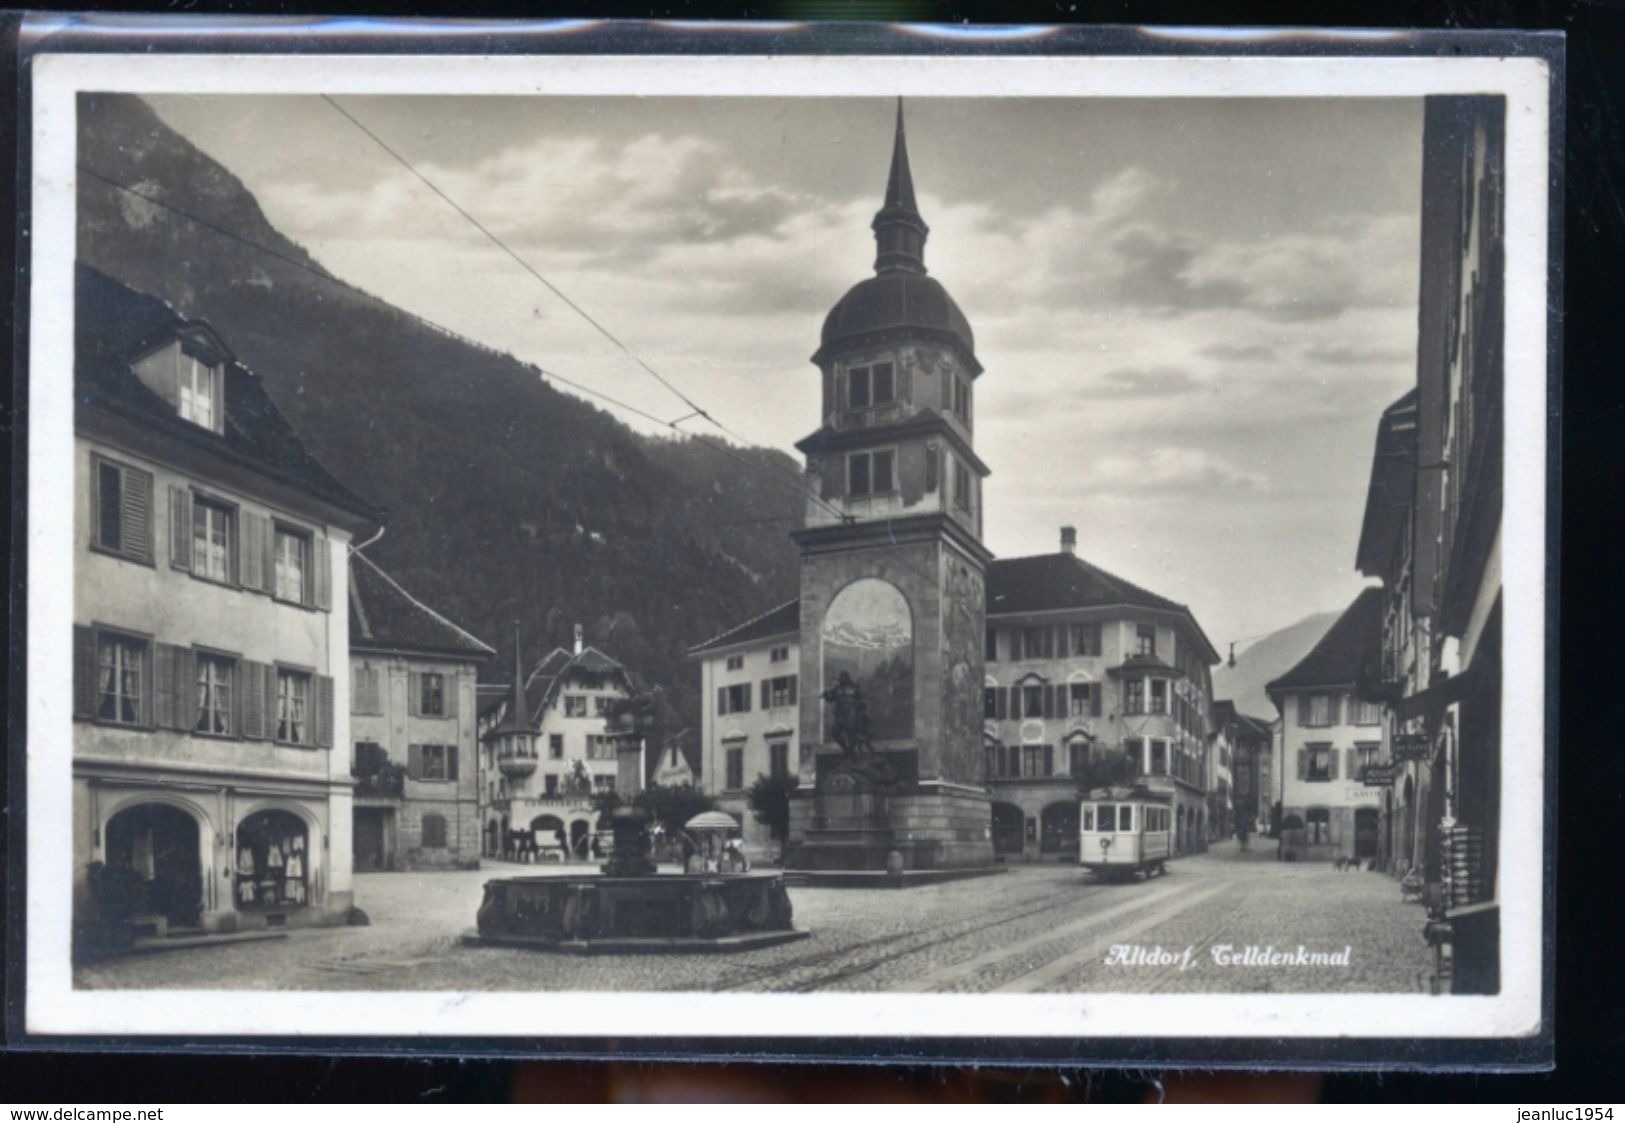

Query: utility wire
left=317, top=94, right=848, bottom=522
left=78, top=163, right=842, bottom=523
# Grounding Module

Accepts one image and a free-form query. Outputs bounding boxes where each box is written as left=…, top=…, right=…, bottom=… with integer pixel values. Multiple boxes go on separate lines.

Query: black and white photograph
left=18, top=35, right=1555, bottom=1051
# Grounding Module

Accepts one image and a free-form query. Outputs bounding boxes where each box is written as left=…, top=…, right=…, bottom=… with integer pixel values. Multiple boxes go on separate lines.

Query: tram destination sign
left=1362, top=762, right=1405, bottom=787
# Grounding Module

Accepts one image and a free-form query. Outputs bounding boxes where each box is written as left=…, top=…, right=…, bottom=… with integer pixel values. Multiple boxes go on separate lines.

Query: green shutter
left=717, top=686, right=727, bottom=716
left=1090, top=684, right=1102, bottom=718
left=447, top=745, right=460, bottom=782
left=445, top=671, right=459, bottom=720
left=1298, top=695, right=1311, bottom=725
left=239, top=512, right=265, bottom=592
left=241, top=660, right=266, bottom=739
left=1328, top=749, right=1340, bottom=781
left=123, top=466, right=153, bottom=564
left=168, top=486, right=192, bottom=571
left=73, top=626, right=97, bottom=719
left=153, top=643, right=176, bottom=730
left=1297, top=749, right=1308, bottom=781
left=761, top=679, right=770, bottom=710
left=315, top=675, right=335, bottom=748
left=408, top=671, right=422, bottom=717
left=407, top=743, right=423, bottom=781
left=994, top=686, right=1007, bottom=720
left=312, top=535, right=332, bottom=611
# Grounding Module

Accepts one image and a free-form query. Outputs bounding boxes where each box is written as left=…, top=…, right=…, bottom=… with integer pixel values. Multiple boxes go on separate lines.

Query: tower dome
left=812, top=101, right=981, bottom=373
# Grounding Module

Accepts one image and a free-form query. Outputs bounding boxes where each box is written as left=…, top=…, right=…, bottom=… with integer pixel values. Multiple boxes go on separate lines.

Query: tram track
left=703, top=873, right=1124, bottom=994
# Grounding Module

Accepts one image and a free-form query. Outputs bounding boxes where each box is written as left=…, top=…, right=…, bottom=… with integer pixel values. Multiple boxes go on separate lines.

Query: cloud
left=1095, top=365, right=1203, bottom=398
left=1303, top=341, right=1414, bottom=366
left=1089, top=447, right=1269, bottom=498
left=1201, top=341, right=1276, bottom=361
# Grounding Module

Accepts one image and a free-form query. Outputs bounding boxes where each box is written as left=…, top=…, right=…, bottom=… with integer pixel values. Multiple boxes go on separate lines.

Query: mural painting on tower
left=820, top=577, right=914, bottom=744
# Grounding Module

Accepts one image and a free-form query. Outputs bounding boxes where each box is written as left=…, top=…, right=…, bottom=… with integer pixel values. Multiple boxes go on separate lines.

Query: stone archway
left=104, top=802, right=203, bottom=928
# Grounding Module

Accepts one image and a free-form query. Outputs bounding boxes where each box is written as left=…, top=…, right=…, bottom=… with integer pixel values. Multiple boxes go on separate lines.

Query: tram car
left=1079, top=785, right=1173, bottom=879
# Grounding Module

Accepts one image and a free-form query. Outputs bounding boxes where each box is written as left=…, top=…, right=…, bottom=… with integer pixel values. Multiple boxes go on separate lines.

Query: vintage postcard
left=16, top=22, right=1557, bottom=1061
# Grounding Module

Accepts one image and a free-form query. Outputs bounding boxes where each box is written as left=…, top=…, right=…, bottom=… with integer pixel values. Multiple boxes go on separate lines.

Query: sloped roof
left=988, top=553, right=1219, bottom=664
left=651, top=727, right=703, bottom=786
left=1267, top=587, right=1384, bottom=696
left=520, top=645, right=632, bottom=723
left=348, top=552, right=494, bottom=658
left=1356, top=389, right=1420, bottom=577
left=74, top=264, right=381, bottom=526
left=688, top=599, right=800, bottom=656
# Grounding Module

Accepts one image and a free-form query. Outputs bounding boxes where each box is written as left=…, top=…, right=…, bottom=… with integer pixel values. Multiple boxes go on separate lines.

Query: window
left=1070, top=624, right=1098, bottom=657
left=586, top=735, right=616, bottom=760
left=952, top=376, right=970, bottom=423
left=718, top=683, right=752, bottom=716
left=1124, top=679, right=1145, bottom=715
left=1119, top=805, right=1133, bottom=832
left=953, top=461, right=971, bottom=511
left=726, top=748, right=745, bottom=791
left=419, top=672, right=445, bottom=717
left=1356, top=742, right=1381, bottom=778
left=1069, top=683, right=1091, bottom=717
left=415, top=744, right=457, bottom=781
left=985, top=628, right=999, bottom=662
left=1301, top=693, right=1337, bottom=727
left=984, top=688, right=998, bottom=720
left=276, top=669, right=310, bottom=744
left=594, top=695, right=615, bottom=717
left=847, top=362, right=895, bottom=409
left=544, top=774, right=559, bottom=795
left=770, top=742, right=790, bottom=778
left=768, top=675, right=798, bottom=709
left=564, top=695, right=588, bottom=718
left=847, top=450, right=895, bottom=496
left=1150, top=740, right=1168, bottom=775
left=1306, top=745, right=1333, bottom=782
left=195, top=653, right=234, bottom=736
left=190, top=497, right=234, bottom=583
left=1068, top=741, right=1090, bottom=775
left=1352, top=698, right=1382, bottom=725
left=1150, top=679, right=1168, bottom=715
left=420, top=814, right=447, bottom=849
left=1022, top=745, right=1054, bottom=777
left=352, top=665, right=381, bottom=715
left=549, top=734, right=564, bottom=759
left=273, top=526, right=310, bottom=603
left=593, top=774, right=617, bottom=793
left=1124, top=738, right=1144, bottom=776
left=725, top=654, right=744, bottom=672
left=92, top=457, right=153, bottom=564
left=1136, top=625, right=1157, bottom=657
left=847, top=365, right=870, bottom=409
left=179, top=355, right=218, bottom=430
left=1022, top=685, right=1044, bottom=719
left=770, top=646, right=790, bottom=664
left=96, top=633, right=148, bottom=725
left=1306, top=808, right=1331, bottom=845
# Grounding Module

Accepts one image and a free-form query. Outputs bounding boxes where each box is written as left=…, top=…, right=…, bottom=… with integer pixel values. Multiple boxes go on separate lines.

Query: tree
left=631, top=782, right=716, bottom=835
left=746, top=773, right=801, bottom=846
left=1073, top=745, right=1139, bottom=795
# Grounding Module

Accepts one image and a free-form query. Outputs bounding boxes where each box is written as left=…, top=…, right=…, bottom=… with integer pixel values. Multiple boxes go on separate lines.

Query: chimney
left=573, top=623, right=584, bottom=655
left=1060, top=526, right=1077, bottom=556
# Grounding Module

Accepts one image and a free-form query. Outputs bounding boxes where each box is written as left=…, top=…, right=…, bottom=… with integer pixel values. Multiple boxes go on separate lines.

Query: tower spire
left=872, top=98, right=929, bottom=275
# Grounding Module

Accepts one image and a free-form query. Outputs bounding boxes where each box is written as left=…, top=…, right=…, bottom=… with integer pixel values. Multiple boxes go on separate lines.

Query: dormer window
left=179, top=354, right=219, bottom=430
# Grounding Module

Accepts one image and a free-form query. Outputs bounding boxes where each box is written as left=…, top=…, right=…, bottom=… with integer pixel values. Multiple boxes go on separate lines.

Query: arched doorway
left=1040, top=802, right=1079, bottom=858
left=531, top=814, right=565, bottom=857
left=991, top=802, right=1023, bottom=857
left=105, top=803, right=202, bottom=927
left=235, top=809, right=310, bottom=911
left=1354, top=807, right=1380, bottom=861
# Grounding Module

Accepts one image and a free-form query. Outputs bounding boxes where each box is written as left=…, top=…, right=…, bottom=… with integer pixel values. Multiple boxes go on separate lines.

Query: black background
left=2, top=0, right=1620, bottom=1104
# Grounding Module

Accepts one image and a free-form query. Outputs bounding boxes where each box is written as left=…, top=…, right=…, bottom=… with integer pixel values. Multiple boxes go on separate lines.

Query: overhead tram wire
left=77, top=164, right=845, bottom=524
left=315, top=94, right=850, bottom=524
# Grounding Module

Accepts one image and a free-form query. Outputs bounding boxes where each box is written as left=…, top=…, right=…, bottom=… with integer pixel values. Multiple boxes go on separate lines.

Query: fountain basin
left=463, top=872, right=807, bottom=954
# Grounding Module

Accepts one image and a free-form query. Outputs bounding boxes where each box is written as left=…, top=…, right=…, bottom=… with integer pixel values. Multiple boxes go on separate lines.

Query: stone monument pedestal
left=783, top=750, right=1003, bottom=886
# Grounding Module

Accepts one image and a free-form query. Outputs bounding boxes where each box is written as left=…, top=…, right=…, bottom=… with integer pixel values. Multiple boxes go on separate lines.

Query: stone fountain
left=465, top=688, right=806, bottom=954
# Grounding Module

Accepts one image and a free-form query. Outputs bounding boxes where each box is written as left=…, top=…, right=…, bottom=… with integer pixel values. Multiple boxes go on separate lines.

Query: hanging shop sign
left=1362, top=762, right=1404, bottom=787
left=1392, top=733, right=1431, bottom=761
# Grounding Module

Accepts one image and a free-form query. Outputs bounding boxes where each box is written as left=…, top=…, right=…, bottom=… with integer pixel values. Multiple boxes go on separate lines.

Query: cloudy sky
left=144, top=93, right=1422, bottom=650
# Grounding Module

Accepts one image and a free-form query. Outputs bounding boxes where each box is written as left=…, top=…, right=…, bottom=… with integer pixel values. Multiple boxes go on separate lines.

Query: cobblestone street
left=75, top=841, right=1434, bottom=994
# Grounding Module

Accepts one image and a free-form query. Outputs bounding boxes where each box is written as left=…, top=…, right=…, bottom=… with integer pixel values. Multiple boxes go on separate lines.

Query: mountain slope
left=76, top=92, right=803, bottom=729
left=1210, top=611, right=1340, bottom=720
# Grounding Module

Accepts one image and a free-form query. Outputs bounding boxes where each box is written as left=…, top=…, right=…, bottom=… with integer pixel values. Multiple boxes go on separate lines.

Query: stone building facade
left=982, top=529, right=1220, bottom=862
left=348, top=552, right=493, bottom=871
left=71, top=265, right=381, bottom=939
left=1267, top=588, right=1389, bottom=863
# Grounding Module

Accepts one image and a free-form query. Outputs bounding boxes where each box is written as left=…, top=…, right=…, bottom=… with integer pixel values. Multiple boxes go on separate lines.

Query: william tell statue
left=821, top=671, right=873, bottom=760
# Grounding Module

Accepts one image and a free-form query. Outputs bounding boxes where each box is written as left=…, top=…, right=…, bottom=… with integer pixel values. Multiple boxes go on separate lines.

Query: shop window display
left=234, top=809, right=310, bottom=909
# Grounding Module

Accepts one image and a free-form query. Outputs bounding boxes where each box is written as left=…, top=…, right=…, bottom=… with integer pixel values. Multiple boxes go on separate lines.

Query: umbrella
left=685, top=811, right=741, bottom=831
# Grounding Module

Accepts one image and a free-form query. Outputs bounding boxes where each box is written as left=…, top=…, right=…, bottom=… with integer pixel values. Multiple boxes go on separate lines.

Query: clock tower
left=786, top=102, right=996, bottom=875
